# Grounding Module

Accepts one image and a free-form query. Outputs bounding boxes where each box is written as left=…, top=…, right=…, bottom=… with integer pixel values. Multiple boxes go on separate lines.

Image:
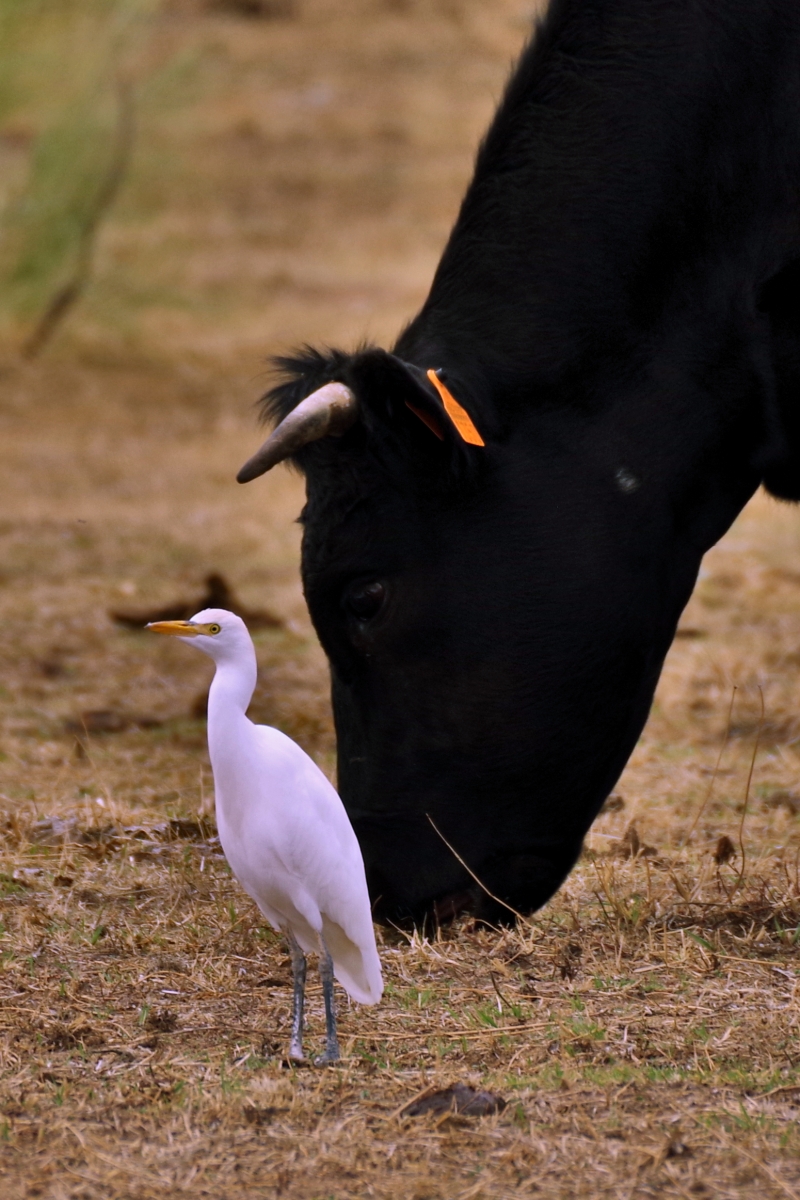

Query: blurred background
left=0, top=0, right=537, bottom=361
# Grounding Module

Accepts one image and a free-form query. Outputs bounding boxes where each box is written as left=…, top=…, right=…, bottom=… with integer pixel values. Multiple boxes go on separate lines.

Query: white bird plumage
left=147, top=607, right=382, bottom=1062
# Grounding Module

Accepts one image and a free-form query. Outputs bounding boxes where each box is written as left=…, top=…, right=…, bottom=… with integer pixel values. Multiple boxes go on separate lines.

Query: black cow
left=238, top=0, right=800, bottom=923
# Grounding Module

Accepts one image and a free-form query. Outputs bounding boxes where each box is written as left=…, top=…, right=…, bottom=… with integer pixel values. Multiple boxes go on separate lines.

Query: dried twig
left=731, top=684, right=765, bottom=898
left=23, top=79, right=135, bottom=358
left=426, top=814, right=527, bottom=924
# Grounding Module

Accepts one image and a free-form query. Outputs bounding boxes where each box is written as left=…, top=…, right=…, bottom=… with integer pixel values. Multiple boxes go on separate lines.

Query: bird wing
left=242, top=724, right=383, bottom=1005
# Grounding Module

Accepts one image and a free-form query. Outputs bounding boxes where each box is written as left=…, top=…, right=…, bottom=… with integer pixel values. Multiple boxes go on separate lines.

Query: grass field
left=2, top=3, right=800, bottom=1197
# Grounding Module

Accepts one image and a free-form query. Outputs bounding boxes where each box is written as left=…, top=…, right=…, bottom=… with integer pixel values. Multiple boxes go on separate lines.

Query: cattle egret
left=147, top=608, right=382, bottom=1063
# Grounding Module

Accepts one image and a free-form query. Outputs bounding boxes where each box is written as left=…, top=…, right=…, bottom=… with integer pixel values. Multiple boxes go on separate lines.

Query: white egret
left=147, top=608, right=382, bottom=1063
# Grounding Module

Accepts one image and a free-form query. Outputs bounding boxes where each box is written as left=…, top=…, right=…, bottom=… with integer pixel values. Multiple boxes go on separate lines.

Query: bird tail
left=321, top=915, right=383, bottom=1005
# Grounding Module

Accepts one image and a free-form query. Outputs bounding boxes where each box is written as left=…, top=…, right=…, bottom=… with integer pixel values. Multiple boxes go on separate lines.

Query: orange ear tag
left=426, top=369, right=485, bottom=446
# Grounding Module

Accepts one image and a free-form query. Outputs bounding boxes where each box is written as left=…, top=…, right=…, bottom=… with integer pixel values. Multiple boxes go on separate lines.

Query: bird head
left=146, top=607, right=251, bottom=662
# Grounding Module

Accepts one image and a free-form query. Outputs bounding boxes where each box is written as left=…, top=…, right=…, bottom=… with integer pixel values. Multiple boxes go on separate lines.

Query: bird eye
left=208, top=623, right=221, bottom=634
left=344, top=581, right=386, bottom=621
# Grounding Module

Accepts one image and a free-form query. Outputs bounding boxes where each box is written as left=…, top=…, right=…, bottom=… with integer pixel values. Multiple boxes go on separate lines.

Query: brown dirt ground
left=3, top=2, right=800, bottom=1198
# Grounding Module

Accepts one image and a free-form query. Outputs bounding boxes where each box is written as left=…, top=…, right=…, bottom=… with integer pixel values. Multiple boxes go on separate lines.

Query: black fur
left=261, top=346, right=355, bottom=427
left=254, top=0, right=800, bottom=923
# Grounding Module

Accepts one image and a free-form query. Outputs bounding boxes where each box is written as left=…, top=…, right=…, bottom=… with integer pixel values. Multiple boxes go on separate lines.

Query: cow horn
left=236, top=382, right=358, bottom=483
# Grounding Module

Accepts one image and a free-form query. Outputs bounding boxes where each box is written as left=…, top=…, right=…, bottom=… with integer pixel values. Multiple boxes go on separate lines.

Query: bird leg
left=287, top=931, right=307, bottom=1062
left=315, top=935, right=340, bottom=1065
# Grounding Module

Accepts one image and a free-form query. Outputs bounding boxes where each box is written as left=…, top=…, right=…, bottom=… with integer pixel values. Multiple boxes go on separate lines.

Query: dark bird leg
left=287, top=932, right=307, bottom=1062
left=315, top=935, right=340, bottom=1064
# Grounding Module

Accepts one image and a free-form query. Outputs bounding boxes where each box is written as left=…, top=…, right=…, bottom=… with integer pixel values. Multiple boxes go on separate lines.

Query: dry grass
left=3, top=776, right=800, bottom=1200
left=2, top=2, right=800, bottom=1197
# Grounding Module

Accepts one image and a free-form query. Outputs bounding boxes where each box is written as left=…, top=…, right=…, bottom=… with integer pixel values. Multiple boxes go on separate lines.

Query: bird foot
left=313, top=1047, right=340, bottom=1066
left=288, top=1043, right=305, bottom=1064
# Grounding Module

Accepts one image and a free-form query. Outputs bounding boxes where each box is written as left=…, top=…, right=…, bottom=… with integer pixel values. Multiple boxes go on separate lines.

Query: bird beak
left=146, top=620, right=200, bottom=637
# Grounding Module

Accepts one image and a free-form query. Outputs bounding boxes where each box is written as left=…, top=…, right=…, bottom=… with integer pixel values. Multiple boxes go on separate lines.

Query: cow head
left=237, top=340, right=762, bottom=925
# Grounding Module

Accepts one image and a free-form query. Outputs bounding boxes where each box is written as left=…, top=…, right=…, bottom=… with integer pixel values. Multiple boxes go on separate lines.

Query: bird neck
left=207, top=649, right=257, bottom=720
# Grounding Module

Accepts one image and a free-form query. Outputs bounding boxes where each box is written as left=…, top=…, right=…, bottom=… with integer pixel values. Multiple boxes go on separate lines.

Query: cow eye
left=345, top=581, right=386, bottom=621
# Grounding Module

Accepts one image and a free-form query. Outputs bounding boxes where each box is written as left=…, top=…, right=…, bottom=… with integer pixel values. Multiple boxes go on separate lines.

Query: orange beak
left=146, top=620, right=200, bottom=637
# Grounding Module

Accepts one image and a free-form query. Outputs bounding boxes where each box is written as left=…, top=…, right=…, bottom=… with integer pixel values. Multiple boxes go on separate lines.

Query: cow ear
left=342, top=350, right=443, bottom=440
left=344, top=349, right=485, bottom=458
